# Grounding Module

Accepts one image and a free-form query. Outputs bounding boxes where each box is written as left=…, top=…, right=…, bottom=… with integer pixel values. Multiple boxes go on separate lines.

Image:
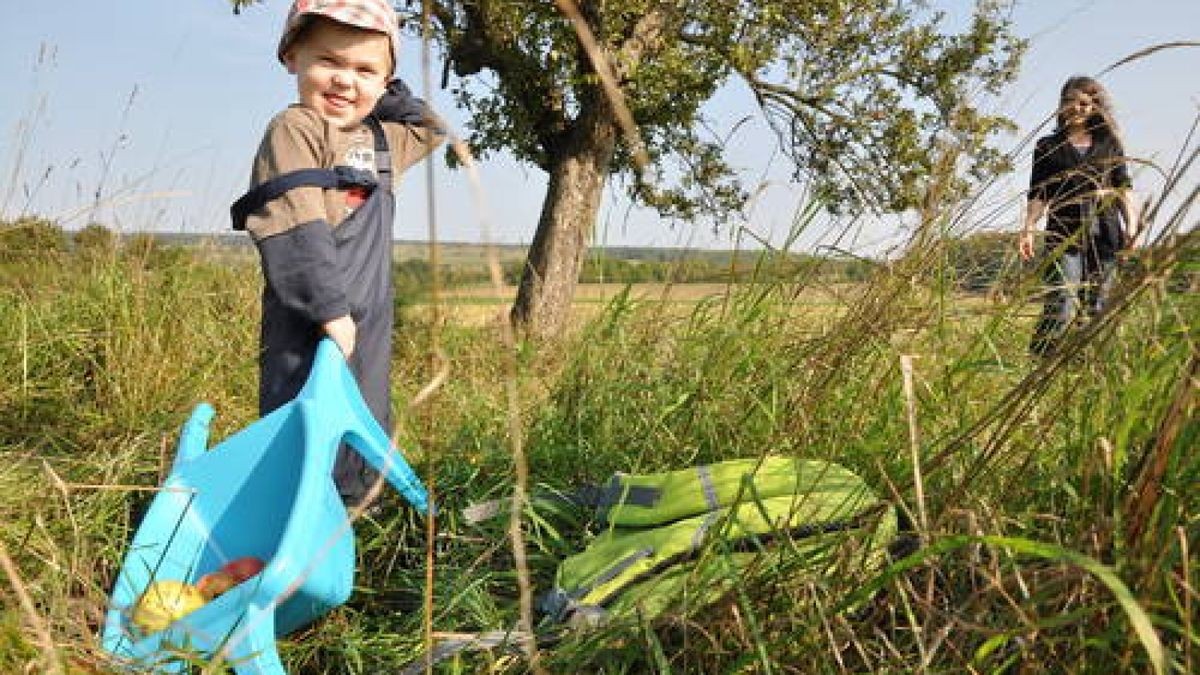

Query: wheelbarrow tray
left=101, top=339, right=428, bottom=673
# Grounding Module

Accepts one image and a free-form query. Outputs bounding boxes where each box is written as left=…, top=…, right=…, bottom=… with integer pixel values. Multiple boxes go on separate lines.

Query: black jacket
left=1029, top=129, right=1132, bottom=258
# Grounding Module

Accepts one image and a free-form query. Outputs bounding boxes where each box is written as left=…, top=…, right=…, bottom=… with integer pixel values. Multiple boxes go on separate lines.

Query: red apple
left=220, top=556, right=265, bottom=583
left=196, top=570, right=238, bottom=599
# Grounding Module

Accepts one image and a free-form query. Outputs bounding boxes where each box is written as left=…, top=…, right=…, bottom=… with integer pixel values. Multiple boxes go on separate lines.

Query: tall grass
left=0, top=209, right=1195, bottom=672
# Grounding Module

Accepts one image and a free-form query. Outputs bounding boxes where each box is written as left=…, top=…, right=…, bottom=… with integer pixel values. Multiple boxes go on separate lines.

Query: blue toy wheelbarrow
left=100, top=339, right=429, bottom=673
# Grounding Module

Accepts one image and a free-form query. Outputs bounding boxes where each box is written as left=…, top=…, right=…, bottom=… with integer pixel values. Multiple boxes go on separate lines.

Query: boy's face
left=283, top=18, right=392, bottom=130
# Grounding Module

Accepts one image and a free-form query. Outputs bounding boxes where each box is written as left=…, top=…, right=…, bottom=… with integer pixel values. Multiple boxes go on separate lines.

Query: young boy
left=231, top=0, right=443, bottom=507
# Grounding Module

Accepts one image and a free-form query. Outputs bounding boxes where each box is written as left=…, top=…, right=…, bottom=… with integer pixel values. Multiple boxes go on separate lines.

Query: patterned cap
left=277, top=0, right=399, bottom=70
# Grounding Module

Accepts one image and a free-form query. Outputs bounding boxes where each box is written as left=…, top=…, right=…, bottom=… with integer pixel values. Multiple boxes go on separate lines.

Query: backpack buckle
left=332, top=165, right=379, bottom=191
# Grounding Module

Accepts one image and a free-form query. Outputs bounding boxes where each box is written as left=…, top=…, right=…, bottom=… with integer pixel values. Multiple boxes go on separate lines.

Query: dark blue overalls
left=232, top=116, right=394, bottom=506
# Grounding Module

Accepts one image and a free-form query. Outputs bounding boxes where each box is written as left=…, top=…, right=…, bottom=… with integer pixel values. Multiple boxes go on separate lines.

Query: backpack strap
left=459, top=479, right=663, bottom=526
left=574, top=476, right=662, bottom=510
left=230, top=115, right=391, bottom=231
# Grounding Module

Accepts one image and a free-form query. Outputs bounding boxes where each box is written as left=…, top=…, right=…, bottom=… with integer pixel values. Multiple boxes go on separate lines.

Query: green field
left=0, top=225, right=1197, bottom=673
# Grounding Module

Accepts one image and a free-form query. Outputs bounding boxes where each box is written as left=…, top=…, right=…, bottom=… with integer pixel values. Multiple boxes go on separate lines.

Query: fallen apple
left=132, top=580, right=207, bottom=633
left=220, top=556, right=265, bottom=583
left=196, top=570, right=238, bottom=599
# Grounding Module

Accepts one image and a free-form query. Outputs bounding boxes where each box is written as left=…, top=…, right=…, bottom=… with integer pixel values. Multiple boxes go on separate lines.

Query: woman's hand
left=1020, top=198, right=1046, bottom=261
left=1018, top=230, right=1037, bottom=261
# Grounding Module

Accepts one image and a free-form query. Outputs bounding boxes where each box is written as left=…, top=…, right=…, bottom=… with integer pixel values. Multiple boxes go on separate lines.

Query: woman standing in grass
left=1019, top=75, right=1138, bottom=356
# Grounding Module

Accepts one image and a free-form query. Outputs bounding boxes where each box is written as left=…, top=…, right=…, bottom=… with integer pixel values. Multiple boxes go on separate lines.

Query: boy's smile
left=283, top=18, right=392, bottom=130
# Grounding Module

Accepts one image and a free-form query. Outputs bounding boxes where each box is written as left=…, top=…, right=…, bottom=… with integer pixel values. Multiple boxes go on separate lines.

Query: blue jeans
left=1029, top=250, right=1116, bottom=356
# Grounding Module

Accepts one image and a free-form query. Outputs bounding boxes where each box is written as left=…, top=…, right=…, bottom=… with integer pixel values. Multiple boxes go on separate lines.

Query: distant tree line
left=4, top=217, right=1196, bottom=295
left=943, top=231, right=1024, bottom=294
left=0, top=217, right=162, bottom=262
left=391, top=250, right=879, bottom=291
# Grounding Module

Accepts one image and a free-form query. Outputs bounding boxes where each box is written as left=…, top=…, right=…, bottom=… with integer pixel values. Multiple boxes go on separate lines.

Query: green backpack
left=401, top=457, right=902, bottom=672
left=537, top=456, right=899, bottom=625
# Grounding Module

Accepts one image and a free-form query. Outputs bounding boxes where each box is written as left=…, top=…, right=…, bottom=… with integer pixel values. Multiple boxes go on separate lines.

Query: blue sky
left=1, top=1, right=1196, bottom=254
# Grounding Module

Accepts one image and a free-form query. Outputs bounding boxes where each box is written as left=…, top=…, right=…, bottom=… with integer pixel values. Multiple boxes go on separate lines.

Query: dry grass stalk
left=0, top=538, right=65, bottom=675
left=1123, top=353, right=1198, bottom=547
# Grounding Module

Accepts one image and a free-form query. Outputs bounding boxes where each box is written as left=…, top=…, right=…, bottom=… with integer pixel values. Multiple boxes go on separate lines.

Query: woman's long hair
left=1055, top=75, right=1120, bottom=143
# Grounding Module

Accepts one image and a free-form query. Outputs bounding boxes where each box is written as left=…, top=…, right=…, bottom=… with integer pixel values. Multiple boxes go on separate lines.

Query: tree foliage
left=74, top=222, right=119, bottom=255
left=429, top=0, right=1021, bottom=216
left=0, top=216, right=66, bottom=261
left=736, top=1, right=1024, bottom=212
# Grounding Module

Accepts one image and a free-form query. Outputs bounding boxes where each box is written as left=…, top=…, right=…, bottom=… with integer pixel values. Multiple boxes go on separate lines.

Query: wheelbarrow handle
left=173, top=402, right=216, bottom=469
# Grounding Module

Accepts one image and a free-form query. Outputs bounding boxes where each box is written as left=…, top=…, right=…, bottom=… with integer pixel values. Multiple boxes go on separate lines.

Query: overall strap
left=364, top=115, right=391, bottom=184
left=230, top=116, right=390, bottom=232
left=230, top=166, right=378, bottom=231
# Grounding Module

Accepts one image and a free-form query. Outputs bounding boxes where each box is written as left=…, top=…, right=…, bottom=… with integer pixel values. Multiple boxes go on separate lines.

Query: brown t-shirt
left=243, top=105, right=439, bottom=240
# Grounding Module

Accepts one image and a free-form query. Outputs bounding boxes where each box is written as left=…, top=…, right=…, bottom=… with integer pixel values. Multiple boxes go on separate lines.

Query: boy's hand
left=323, top=315, right=357, bottom=358
left=373, top=79, right=429, bottom=126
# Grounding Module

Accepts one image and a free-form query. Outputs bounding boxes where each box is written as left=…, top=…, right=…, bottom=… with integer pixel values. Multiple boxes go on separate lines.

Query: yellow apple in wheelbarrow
left=132, top=580, right=207, bottom=633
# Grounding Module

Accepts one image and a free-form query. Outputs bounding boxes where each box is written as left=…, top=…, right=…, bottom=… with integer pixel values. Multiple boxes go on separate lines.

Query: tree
left=0, top=216, right=66, bottom=261
left=231, top=0, right=1023, bottom=339
left=74, top=222, right=119, bottom=257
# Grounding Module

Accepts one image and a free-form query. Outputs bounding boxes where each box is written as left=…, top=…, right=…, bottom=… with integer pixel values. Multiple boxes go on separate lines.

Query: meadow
left=0, top=222, right=1196, bottom=673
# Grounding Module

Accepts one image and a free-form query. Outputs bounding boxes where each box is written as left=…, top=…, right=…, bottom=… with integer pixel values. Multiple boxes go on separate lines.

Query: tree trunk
left=511, top=113, right=616, bottom=340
